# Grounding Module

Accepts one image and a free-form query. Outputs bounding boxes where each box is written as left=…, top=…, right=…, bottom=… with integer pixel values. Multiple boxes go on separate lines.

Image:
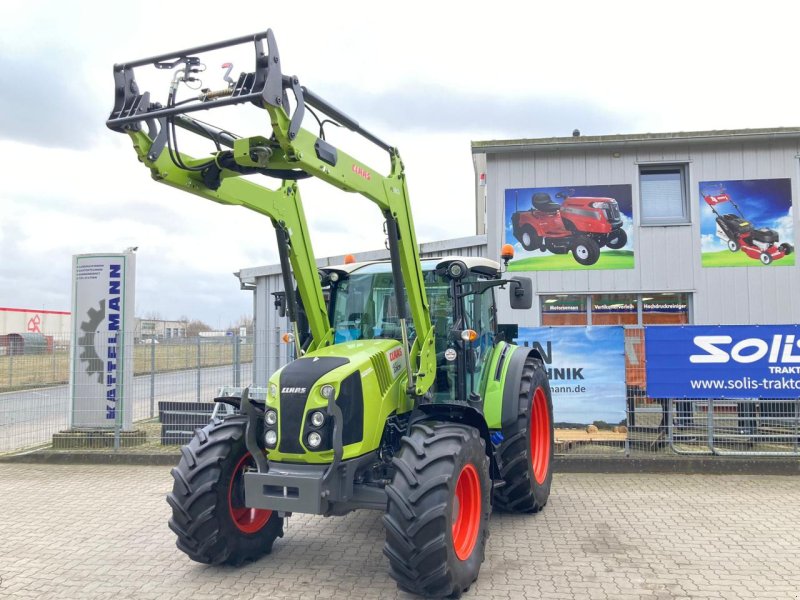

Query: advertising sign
left=70, top=253, right=135, bottom=429
left=645, top=325, right=800, bottom=399
left=504, top=184, right=633, bottom=271
left=515, top=326, right=626, bottom=424
left=700, top=178, right=794, bottom=267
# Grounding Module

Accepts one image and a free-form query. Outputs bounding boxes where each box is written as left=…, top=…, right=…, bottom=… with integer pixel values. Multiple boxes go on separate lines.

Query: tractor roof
left=322, top=256, right=500, bottom=278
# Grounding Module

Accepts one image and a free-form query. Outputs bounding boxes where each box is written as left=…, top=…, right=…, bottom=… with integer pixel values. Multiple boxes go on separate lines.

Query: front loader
left=107, top=29, right=554, bottom=598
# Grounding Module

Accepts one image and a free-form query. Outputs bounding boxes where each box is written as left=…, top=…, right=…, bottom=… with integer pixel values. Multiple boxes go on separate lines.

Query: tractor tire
left=519, top=225, right=540, bottom=251
left=167, top=416, right=284, bottom=565
left=571, top=235, right=600, bottom=265
left=760, top=252, right=773, bottom=265
left=606, top=229, right=627, bottom=250
left=728, top=239, right=740, bottom=252
left=383, top=422, right=491, bottom=598
left=493, top=357, right=554, bottom=513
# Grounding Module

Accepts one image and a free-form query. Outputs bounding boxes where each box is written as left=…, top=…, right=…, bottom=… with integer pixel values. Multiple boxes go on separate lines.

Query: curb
left=2, top=452, right=798, bottom=474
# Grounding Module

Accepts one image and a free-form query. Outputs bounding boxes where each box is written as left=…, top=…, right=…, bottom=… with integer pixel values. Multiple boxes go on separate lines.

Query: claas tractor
left=511, top=190, right=626, bottom=265
left=703, top=190, right=793, bottom=265
left=107, top=29, right=553, bottom=598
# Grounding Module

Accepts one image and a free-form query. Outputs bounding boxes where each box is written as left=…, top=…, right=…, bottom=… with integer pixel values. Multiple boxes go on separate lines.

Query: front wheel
left=760, top=252, right=773, bottom=265
left=519, top=225, right=540, bottom=251
left=493, top=356, right=554, bottom=513
left=571, top=235, right=601, bottom=265
left=383, top=423, right=490, bottom=598
left=606, top=228, right=628, bottom=250
left=779, top=242, right=794, bottom=255
left=167, top=416, right=284, bottom=565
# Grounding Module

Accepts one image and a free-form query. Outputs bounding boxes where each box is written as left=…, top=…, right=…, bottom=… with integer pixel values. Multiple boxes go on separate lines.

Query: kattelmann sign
left=70, top=253, right=135, bottom=429
left=645, top=325, right=800, bottom=399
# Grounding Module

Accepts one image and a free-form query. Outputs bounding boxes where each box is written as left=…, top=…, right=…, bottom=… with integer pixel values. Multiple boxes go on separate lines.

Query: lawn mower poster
left=504, top=184, right=633, bottom=271
left=700, top=178, right=794, bottom=267
left=515, top=326, right=626, bottom=426
left=645, top=325, right=800, bottom=398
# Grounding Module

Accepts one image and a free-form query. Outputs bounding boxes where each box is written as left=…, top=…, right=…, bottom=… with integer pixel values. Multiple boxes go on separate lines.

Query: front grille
left=605, top=204, right=620, bottom=221
left=278, top=356, right=349, bottom=454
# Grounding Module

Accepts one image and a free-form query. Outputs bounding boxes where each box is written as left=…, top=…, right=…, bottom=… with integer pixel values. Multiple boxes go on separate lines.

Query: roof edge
left=471, top=127, right=800, bottom=154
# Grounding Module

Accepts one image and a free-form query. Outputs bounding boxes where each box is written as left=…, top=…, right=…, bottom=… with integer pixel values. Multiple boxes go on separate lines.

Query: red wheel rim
left=228, top=453, right=272, bottom=534
left=530, top=387, right=551, bottom=485
left=452, top=463, right=481, bottom=561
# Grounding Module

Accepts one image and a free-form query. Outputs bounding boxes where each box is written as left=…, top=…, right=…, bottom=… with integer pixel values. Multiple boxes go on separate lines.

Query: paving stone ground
left=0, top=464, right=798, bottom=600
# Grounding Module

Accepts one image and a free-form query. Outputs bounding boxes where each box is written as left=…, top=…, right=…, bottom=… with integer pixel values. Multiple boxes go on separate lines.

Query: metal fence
left=0, top=332, right=258, bottom=454
left=1, top=327, right=798, bottom=458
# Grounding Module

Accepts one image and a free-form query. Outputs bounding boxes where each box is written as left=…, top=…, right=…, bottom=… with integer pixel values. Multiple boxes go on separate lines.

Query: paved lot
left=1, top=465, right=798, bottom=600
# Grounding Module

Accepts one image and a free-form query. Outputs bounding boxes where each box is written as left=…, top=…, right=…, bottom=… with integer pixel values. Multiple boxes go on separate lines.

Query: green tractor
left=107, top=29, right=553, bottom=598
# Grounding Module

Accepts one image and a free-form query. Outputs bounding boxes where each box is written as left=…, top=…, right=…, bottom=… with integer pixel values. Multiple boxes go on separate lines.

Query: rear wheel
left=383, top=422, right=490, bottom=598
left=519, top=225, right=540, bottom=251
left=728, top=239, right=740, bottom=252
left=493, top=357, right=554, bottom=513
left=167, top=416, right=284, bottom=565
left=606, top=229, right=628, bottom=250
left=571, top=235, right=601, bottom=265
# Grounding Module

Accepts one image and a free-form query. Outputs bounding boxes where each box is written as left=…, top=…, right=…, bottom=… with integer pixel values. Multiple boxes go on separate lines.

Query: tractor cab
left=320, top=257, right=516, bottom=404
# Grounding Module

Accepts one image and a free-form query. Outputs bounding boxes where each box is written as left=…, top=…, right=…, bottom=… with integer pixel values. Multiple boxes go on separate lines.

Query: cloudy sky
left=2, top=0, right=798, bottom=327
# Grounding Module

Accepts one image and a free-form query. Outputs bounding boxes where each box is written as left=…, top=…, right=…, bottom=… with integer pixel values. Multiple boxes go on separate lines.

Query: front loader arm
left=127, top=129, right=333, bottom=353
left=107, top=28, right=434, bottom=396
left=264, top=105, right=436, bottom=396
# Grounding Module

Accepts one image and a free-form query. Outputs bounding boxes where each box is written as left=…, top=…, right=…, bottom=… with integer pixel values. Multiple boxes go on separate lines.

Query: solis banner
left=515, top=326, right=626, bottom=425
left=645, top=325, right=800, bottom=399
left=504, top=185, right=633, bottom=271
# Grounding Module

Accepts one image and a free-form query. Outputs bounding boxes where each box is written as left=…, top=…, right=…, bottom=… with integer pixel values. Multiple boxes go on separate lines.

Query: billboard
left=700, top=178, right=794, bottom=267
left=504, top=184, right=634, bottom=271
left=70, top=253, right=135, bottom=429
left=645, top=325, right=800, bottom=399
left=515, top=326, right=626, bottom=424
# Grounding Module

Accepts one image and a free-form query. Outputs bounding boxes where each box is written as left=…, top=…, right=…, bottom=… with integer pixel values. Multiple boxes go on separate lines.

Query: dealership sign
left=516, top=326, right=626, bottom=424
left=70, top=253, right=135, bottom=429
left=645, top=325, right=800, bottom=398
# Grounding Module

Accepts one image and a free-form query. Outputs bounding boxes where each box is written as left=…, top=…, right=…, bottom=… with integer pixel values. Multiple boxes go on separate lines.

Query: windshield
left=330, top=265, right=495, bottom=403
left=332, top=270, right=450, bottom=343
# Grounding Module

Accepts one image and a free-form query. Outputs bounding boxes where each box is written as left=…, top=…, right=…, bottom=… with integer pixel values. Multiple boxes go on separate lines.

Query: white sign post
left=69, top=253, right=135, bottom=430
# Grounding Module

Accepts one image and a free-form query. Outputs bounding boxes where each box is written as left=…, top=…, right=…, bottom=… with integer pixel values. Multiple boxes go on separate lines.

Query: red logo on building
left=27, top=314, right=41, bottom=333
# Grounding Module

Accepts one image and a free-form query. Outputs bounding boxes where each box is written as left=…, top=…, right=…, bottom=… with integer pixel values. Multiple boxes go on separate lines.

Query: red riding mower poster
left=504, top=185, right=634, bottom=271
left=700, top=178, right=794, bottom=267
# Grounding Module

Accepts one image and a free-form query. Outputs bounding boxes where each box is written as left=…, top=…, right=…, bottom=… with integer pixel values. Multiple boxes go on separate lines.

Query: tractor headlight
left=320, top=384, right=335, bottom=400
left=307, top=432, right=322, bottom=449
left=310, top=411, right=325, bottom=427
left=265, top=410, right=278, bottom=426
left=269, top=383, right=277, bottom=398
left=264, top=430, right=278, bottom=447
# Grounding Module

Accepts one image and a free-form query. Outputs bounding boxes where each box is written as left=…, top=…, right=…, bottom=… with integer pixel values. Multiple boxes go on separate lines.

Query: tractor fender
left=501, top=345, right=544, bottom=431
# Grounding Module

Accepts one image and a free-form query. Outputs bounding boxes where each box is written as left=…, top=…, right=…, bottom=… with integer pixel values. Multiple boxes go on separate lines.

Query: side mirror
left=272, top=291, right=287, bottom=318
left=508, top=277, right=533, bottom=310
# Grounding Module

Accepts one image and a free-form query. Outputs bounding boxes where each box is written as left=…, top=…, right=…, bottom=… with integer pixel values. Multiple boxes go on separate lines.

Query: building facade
left=472, top=127, right=800, bottom=328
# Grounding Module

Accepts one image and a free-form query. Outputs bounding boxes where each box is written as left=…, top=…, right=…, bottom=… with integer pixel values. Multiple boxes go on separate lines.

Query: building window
left=540, top=295, right=588, bottom=326
left=639, top=164, right=690, bottom=225
left=539, top=292, right=691, bottom=325
left=642, top=292, right=689, bottom=325
left=592, top=294, right=638, bottom=326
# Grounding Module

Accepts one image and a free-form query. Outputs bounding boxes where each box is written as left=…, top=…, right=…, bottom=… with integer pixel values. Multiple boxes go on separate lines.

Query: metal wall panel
left=486, top=138, right=800, bottom=326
